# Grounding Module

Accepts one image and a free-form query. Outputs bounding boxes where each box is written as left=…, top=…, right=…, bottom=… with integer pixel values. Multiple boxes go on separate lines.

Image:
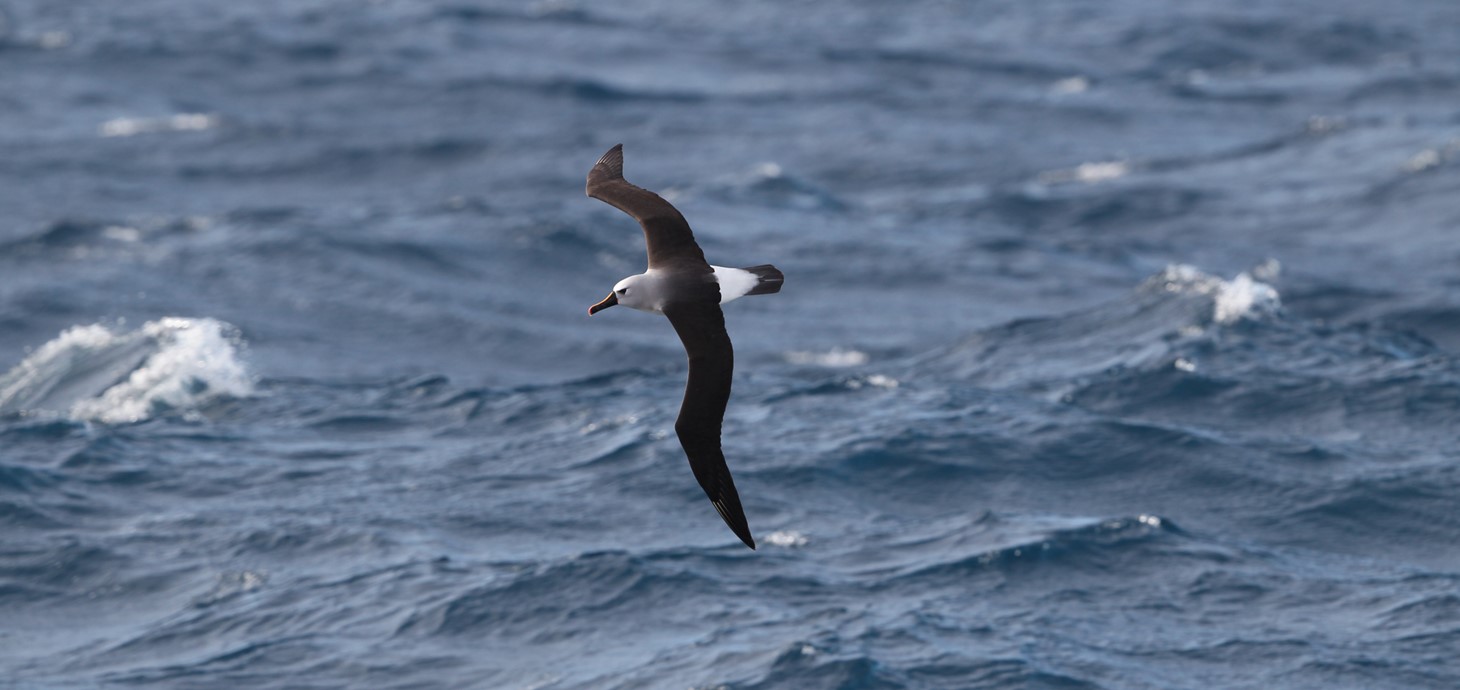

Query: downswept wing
left=586, top=144, right=710, bottom=271
left=662, top=299, right=755, bottom=550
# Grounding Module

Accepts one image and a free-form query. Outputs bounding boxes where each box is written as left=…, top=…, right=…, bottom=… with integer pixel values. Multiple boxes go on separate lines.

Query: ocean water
left=2, top=1, right=1459, bottom=688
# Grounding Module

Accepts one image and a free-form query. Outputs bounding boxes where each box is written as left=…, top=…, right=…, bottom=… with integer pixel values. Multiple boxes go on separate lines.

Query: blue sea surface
left=3, top=1, right=1460, bottom=687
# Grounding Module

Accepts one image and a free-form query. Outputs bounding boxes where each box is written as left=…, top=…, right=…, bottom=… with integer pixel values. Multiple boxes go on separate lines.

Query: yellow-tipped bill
left=588, top=292, right=617, bottom=315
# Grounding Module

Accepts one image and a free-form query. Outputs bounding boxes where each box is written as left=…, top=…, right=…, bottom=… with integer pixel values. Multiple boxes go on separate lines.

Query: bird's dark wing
left=586, top=144, right=711, bottom=271
left=662, top=298, right=755, bottom=550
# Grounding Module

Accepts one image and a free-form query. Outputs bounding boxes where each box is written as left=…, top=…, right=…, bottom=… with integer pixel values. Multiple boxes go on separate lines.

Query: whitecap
left=1156, top=263, right=1281, bottom=325
left=764, top=530, right=808, bottom=547
left=0, top=318, right=253, bottom=423
left=98, top=113, right=220, bottom=138
left=1038, top=160, right=1130, bottom=184
left=844, top=374, right=899, bottom=390
left=1213, top=272, right=1281, bottom=325
left=784, top=348, right=869, bottom=367
left=1050, top=75, right=1090, bottom=94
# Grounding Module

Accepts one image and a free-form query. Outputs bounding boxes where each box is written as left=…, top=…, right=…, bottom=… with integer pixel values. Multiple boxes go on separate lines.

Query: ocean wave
left=744, top=645, right=907, bottom=690
left=0, top=463, right=61, bottom=493
left=0, top=318, right=253, bottom=424
left=889, top=514, right=1185, bottom=583
left=1155, top=263, right=1282, bottom=324
left=0, top=500, right=65, bottom=529
left=98, top=113, right=220, bottom=138
left=1122, top=16, right=1408, bottom=76
left=784, top=348, right=871, bottom=368
left=0, top=217, right=209, bottom=262
left=701, top=162, right=849, bottom=212
left=444, top=74, right=709, bottom=103
left=975, top=185, right=1204, bottom=232
left=173, top=136, right=490, bottom=180
left=433, top=3, right=608, bottom=26
left=934, top=263, right=1282, bottom=387
left=2, top=0, right=1456, bottom=686
left=396, top=550, right=720, bottom=638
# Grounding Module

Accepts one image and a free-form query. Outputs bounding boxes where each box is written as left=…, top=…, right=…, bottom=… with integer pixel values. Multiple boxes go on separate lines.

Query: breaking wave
left=0, top=318, right=253, bottom=423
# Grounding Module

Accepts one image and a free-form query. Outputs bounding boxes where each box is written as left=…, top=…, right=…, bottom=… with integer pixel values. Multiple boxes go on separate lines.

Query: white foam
left=1050, top=76, right=1090, bottom=94
left=194, top=570, right=268, bottom=608
left=99, top=113, right=219, bottom=138
left=764, top=530, right=808, bottom=547
left=1075, top=161, right=1129, bottom=182
left=784, top=348, right=869, bottom=367
left=754, top=162, right=783, bottom=178
left=0, top=318, right=253, bottom=423
left=1038, top=160, right=1130, bottom=184
left=1156, top=264, right=1282, bottom=325
left=1399, top=140, right=1458, bottom=173
left=844, top=374, right=899, bottom=390
left=1404, top=149, right=1442, bottom=173
left=38, top=31, right=72, bottom=50
left=1213, top=272, right=1280, bottom=325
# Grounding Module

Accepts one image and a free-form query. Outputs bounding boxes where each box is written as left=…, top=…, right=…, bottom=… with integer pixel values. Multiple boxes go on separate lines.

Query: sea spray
left=0, top=318, right=252, bottom=423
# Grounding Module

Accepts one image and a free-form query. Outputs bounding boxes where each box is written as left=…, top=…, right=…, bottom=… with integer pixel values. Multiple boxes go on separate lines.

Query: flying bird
left=585, top=144, right=783, bottom=550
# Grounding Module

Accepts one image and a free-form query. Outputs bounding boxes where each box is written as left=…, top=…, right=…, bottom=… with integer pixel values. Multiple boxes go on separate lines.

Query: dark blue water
left=3, top=1, right=1459, bottom=687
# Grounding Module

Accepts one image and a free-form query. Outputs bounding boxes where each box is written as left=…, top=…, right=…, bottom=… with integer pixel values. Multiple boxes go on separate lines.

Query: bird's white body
left=611, top=266, right=761, bottom=314
left=711, top=266, right=760, bottom=305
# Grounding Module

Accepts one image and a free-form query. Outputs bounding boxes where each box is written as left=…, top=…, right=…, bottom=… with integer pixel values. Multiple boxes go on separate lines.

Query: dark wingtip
left=596, top=144, right=624, bottom=175
left=728, top=513, right=756, bottom=550
left=729, top=522, right=757, bottom=550
left=710, top=498, right=756, bottom=550
left=586, top=144, right=626, bottom=196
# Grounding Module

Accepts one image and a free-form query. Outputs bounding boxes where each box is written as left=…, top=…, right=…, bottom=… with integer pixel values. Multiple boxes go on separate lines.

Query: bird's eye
left=619, top=288, right=629, bottom=295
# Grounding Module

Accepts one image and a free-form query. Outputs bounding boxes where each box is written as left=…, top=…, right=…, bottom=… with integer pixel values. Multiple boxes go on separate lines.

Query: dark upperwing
left=662, top=299, right=756, bottom=550
left=585, top=144, right=711, bottom=271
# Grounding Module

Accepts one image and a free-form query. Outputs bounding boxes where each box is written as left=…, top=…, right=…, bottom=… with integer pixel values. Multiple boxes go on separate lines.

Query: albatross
left=585, top=144, right=783, bottom=550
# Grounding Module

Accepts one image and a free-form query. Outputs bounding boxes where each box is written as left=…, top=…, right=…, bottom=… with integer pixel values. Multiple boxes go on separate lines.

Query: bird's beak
left=588, top=292, right=617, bottom=315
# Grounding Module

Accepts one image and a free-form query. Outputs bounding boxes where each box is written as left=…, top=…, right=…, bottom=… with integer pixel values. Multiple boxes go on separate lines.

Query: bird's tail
left=739, top=264, right=784, bottom=296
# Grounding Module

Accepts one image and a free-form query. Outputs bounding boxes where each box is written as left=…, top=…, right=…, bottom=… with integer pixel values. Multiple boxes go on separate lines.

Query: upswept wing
left=586, top=144, right=710, bottom=270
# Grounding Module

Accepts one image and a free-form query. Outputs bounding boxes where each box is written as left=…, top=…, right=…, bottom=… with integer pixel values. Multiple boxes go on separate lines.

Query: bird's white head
left=588, top=273, right=657, bottom=315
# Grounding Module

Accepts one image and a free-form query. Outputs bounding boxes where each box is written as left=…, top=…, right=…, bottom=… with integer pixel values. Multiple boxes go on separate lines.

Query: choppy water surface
left=2, top=1, right=1459, bottom=688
